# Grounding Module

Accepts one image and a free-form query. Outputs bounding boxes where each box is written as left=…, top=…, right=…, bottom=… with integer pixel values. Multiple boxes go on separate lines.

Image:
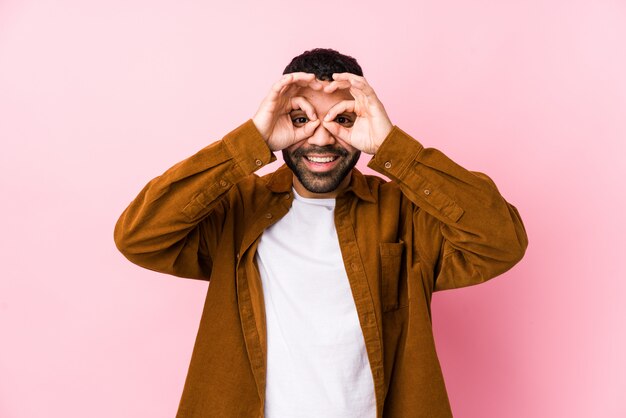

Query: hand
left=252, top=73, right=323, bottom=151
left=321, top=73, right=393, bottom=155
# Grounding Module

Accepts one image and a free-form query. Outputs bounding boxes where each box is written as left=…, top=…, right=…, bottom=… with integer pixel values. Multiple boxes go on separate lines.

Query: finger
left=322, top=120, right=351, bottom=144
left=273, top=75, right=325, bottom=104
left=294, top=119, right=320, bottom=142
left=304, top=78, right=324, bottom=90
left=323, top=80, right=351, bottom=93
left=270, top=74, right=294, bottom=94
left=271, top=73, right=316, bottom=96
left=271, top=83, right=304, bottom=108
left=332, top=73, right=374, bottom=95
left=331, top=72, right=365, bottom=83
left=277, top=82, right=297, bottom=100
left=288, top=72, right=317, bottom=82
left=290, top=77, right=324, bottom=93
left=324, top=100, right=356, bottom=122
left=290, top=96, right=317, bottom=121
left=285, top=72, right=321, bottom=90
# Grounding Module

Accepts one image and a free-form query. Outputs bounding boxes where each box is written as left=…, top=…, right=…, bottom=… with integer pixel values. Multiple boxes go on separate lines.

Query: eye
left=334, top=115, right=354, bottom=127
left=291, top=116, right=309, bottom=127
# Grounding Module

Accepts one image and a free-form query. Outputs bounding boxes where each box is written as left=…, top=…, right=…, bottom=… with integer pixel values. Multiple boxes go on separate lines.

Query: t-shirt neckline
left=292, top=187, right=336, bottom=207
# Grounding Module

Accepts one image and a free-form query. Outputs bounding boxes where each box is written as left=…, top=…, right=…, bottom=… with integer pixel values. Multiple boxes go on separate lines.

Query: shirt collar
left=264, top=164, right=376, bottom=203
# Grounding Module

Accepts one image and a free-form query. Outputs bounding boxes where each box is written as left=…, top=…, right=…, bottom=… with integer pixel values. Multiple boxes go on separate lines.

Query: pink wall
left=1, top=0, right=624, bottom=417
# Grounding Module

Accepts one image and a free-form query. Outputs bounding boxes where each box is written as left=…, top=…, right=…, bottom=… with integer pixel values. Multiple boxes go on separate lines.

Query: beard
left=282, top=145, right=361, bottom=194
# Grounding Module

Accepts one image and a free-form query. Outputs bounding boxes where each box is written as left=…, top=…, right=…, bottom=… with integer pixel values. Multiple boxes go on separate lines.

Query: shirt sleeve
left=113, top=120, right=275, bottom=280
left=368, top=126, right=528, bottom=291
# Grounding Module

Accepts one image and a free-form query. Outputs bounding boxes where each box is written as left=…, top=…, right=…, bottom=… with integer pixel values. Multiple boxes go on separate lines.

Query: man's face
left=283, top=83, right=360, bottom=198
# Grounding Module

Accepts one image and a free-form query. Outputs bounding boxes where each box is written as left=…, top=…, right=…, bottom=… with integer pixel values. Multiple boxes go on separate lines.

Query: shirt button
left=284, top=193, right=290, bottom=200
left=265, top=213, right=273, bottom=219
left=255, top=159, right=263, bottom=167
left=384, top=161, right=392, bottom=169
left=351, top=263, right=358, bottom=271
left=424, top=189, right=431, bottom=196
left=219, top=180, right=228, bottom=187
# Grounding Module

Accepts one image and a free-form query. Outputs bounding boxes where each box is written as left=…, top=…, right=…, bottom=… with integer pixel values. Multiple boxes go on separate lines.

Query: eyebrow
left=333, top=111, right=357, bottom=117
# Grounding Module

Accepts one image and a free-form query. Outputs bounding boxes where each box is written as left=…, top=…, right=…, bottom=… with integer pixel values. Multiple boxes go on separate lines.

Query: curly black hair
left=283, top=48, right=363, bottom=81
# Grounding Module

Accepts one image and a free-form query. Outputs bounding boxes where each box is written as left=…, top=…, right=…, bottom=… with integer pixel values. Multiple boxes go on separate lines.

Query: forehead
left=295, top=85, right=353, bottom=113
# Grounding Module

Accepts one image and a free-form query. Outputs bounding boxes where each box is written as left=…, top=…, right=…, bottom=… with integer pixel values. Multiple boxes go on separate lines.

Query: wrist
left=251, top=116, right=269, bottom=142
left=370, top=123, right=393, bottom=155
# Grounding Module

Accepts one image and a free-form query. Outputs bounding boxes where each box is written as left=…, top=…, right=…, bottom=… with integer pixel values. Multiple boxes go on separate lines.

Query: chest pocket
left=379, top=241, right=408, bottom=312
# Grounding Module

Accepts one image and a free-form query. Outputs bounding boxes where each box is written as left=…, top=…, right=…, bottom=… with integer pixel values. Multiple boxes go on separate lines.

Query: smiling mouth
left=305, top=155, right=338, bottom=163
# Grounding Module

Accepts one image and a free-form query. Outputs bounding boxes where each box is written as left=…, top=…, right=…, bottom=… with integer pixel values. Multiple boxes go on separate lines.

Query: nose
left=306, top=123, right=336, bottom=147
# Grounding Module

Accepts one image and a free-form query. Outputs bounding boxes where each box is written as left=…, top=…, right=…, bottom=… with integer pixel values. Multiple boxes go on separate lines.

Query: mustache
left=291, top=145, right=349, bottom=159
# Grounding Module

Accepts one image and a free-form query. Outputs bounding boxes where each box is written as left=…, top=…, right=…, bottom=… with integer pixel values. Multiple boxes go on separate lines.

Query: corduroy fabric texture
left=114, top=120, right=528, bottom=418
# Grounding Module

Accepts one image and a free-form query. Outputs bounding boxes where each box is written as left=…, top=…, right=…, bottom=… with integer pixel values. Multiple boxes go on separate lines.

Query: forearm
left=113, top=120, right=275, bottom=279
left=368, top=126, right=528, bottom=290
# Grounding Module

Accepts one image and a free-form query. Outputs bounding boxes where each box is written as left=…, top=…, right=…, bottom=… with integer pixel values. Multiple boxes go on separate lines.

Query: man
left=114, top=48, right=528, bottom=418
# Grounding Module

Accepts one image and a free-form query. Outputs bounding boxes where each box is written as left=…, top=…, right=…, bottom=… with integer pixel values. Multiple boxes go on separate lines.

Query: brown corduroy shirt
left=114, top=120, right=528, bottom=418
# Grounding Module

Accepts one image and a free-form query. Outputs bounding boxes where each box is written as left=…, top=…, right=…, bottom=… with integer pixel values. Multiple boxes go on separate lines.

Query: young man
left=114, top=48, right=528, bottom=418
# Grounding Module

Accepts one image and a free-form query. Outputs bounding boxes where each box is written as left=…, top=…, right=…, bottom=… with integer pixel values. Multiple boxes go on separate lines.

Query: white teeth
left=307, top=156, right=336, bottom=163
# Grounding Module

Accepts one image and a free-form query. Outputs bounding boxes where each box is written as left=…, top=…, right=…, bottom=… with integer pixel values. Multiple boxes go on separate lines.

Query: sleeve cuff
left=222, top=119, right=276, bottom=176
left=367, top=126, right=424, bottom=179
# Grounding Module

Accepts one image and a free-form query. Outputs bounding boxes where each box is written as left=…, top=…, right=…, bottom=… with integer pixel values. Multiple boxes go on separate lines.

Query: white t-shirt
left=256, top=189, right=376, bottom=418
